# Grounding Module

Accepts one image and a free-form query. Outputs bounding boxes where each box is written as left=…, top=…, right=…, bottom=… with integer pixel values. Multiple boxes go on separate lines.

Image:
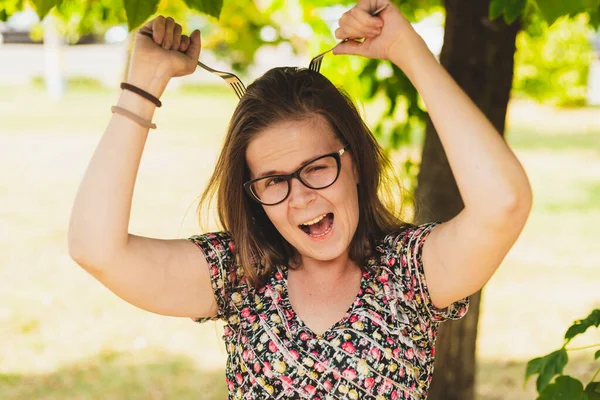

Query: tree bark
left=413, top=1, right=521, bottom=399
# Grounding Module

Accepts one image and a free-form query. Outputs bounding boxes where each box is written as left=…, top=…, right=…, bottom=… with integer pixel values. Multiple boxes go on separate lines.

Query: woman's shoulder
left=187, top=231, right=244, bottom=282
left=188, top=231, right=236, bottom=256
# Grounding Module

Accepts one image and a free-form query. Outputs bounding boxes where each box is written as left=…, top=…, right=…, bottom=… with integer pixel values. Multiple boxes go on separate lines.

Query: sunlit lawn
left=0, top=84, right=598, bottom=399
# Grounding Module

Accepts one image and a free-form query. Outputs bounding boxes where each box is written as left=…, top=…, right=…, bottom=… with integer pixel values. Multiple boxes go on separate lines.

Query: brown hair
left=198, top=67, right=411, bottom=287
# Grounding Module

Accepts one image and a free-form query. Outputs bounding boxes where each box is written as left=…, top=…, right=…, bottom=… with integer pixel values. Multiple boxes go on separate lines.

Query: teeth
left=300, top=213, right=328, bottom=226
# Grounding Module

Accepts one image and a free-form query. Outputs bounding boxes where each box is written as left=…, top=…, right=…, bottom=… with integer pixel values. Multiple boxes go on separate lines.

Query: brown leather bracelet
left=120, top=82, right=162, bottom=108
left=111, top=105, right=157, bottom=129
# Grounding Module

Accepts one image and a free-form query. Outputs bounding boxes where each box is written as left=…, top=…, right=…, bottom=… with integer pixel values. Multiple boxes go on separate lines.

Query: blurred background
left=1, top=0, right=599, bottom=399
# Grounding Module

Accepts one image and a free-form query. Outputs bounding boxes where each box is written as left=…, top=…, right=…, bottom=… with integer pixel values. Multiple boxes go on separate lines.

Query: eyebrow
left=256, top=153, right=322, bottom=179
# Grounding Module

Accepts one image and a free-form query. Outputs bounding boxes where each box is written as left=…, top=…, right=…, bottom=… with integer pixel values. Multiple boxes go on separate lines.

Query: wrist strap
left=111, top=106, right=157, bottom=129
left=120, top=82, right=162, bottom=108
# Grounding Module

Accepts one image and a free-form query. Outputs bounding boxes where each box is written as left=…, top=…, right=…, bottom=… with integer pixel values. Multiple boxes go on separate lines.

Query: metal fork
left=309, top=3, right=389, bottom=73
left=137, top=30, right=246, bottom=99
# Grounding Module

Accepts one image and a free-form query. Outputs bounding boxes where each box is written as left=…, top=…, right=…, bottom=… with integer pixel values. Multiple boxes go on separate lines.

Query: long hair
left=198, top=67, right=411, bottom=287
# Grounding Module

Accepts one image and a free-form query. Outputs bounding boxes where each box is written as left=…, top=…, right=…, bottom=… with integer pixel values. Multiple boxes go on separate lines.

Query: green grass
left=0, top=87, right=598, bottom=400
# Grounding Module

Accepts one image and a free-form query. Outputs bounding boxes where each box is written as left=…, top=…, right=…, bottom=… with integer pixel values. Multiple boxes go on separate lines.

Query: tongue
left=308, top=215, right=332, bottom=236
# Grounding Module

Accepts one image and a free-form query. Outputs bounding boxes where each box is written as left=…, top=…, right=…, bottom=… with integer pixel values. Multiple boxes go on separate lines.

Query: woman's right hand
left=128, top=16, right=202, bottom=87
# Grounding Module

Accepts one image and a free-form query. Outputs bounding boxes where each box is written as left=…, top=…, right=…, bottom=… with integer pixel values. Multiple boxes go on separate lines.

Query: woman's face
left=245, top=116, right=360, bottom=264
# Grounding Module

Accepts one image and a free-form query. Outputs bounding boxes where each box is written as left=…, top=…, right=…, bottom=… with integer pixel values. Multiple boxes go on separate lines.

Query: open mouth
left=299, top=212, right=334, bottom=238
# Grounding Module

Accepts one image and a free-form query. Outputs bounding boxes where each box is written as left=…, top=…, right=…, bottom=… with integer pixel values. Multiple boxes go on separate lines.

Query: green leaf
left=182, top=0, right=223, bottom=19
left=526, top=356, right=546, bottom=382
left=535, top=0, right=598, bottom=26
left=528, top=349, right=569, bottom=392
left=595, top=349, right=600, bottom=360
left=585, top=382, right=600, bottom=400
left=504, top=0, right=527, bottom=23
left=565, top=309, right=600, bottom=341
left=31, top=0, right=62, bottom=20
left=490, top=0, right=505, bottom=19
left=589, top=7, right=600, bottom=29
left=537, top=376, right=586, bottom=400
left=123, top=0, right=159, bottom=31
left=489, top=0, right=527, bottom=23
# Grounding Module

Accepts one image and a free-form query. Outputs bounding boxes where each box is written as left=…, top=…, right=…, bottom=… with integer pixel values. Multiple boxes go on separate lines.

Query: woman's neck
left=291, top=252, right=359, bottom=282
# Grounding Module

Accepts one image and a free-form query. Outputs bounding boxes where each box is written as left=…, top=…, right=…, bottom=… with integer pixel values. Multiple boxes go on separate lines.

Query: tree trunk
left=413, top=1, right=521, bottom=399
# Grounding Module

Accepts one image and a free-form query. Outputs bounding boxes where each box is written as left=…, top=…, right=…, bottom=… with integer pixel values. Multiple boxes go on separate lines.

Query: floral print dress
left=188, top=222, right=469, bottom=399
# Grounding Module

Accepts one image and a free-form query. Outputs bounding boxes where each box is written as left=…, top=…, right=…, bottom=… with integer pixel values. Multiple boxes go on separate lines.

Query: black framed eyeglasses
left=244, top=145, right=350, bottom=206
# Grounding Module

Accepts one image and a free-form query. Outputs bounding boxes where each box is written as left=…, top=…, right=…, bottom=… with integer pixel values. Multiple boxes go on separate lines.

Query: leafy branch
left=525, top=309, right=600, bottom=400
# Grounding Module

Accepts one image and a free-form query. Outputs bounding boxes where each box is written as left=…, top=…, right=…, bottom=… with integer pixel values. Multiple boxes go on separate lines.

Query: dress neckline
left=278, top=263, right=370, bottom=340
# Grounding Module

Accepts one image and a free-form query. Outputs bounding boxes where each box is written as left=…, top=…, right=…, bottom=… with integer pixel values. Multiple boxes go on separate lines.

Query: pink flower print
left=386, top=257, right=396, bottom=267
left=382, top=378, right=393, bottom=392
left=263, top=362, right=274, bottom=378
left=275, top=270, right=283, bottom=280
left=378, top=273, right=389, bottom=283
left=342, top=368, right=357, bottom=380
left=299, top=332, right=310, bottom=341
left=241, top=308, right=251, bottom=318
left=369, top=347, right=381, bottom=361
left=349, top=315, right=359, bottom=323
left=289, top=349, right=300, bottom=360
left=314, top=362, right=326, bottom=373
left=387, top=337, right=395, bottom=345
left=341, top=342, right=356, bottom=354
left=228, top=240, right=235, bottom=253
left=242, top=350, right=250, bottom=361
left=393, top=347, right=401, bottom=358
left=235, top=373, right=243, bottom=385
left=284, top=309, right=294, bottom=320
left=247, top=314, right=257, bottom=324
left=280, top=375, right=293, bottom=388
left=210, top=265, right=218, bottom=277
left=323, top=380, right=333, bottom=391
left=253, top=362, right=261, bottom=373
left=399, top=366, right=405, bottom=378
left=364, top=377, right=375, bottom=389
left=391, top=389, right=399, bottom=400
left=405, top=348, right=414, bottom=360
left=268, top=340, right=278, bottom=353
left=226, top=378, right=234, bottom=391
left=304, top=385, right=317, bottom=396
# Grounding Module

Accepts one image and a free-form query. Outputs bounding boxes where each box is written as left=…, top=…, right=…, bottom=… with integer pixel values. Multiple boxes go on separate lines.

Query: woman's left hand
left=332, top=1, right=424, bottom=63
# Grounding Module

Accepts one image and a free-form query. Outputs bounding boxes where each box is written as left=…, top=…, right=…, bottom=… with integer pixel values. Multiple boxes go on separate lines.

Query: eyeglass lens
left=251, top=155, right=339, bottom=204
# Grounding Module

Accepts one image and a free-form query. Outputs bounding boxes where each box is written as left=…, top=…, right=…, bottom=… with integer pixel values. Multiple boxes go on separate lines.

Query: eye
left=265, top=176, right=285, bottom=187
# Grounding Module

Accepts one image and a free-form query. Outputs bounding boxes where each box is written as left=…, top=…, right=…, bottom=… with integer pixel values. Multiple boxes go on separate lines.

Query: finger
left=339, top=14, right=369, bottom=39
left=332, top=39, right=366, bottom=57
left=171, top=23, right=182, bottom=51
left=335, top=27, right=359, bottom=41
left=149, top=15, right=166, bottom=45
left=185, top=29, right=201, bottom=60
left=340, top=7, right=382, bottom=36
left=162, top=17, right=175, bottom=49
left=179, top=35, right=190, bottom=52
left=349, top=6, right=384, bottom=30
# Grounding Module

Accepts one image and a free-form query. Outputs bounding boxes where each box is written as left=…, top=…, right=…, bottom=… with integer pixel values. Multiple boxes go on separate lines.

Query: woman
left=68, top=1, right=532, bottom=398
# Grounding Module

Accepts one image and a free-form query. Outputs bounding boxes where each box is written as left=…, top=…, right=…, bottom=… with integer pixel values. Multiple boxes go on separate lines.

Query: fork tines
left=309, top=3, right=389, bottom=73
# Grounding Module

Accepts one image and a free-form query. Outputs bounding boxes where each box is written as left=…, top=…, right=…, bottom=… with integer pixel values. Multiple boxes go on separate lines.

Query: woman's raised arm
left=333, top=1, right=532, bottom=309
left=67, top=17, right=216, bottom=318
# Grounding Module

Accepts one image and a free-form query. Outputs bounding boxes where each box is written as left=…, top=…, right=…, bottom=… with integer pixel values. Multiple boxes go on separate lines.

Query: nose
left=287, top=177, right=317, bottom=208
